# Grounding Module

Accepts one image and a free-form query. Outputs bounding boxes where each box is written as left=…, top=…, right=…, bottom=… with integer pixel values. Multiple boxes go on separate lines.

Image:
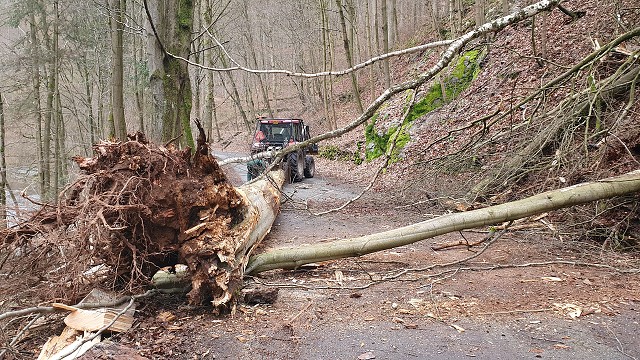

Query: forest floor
left=79, top=160, right=640, bottom=360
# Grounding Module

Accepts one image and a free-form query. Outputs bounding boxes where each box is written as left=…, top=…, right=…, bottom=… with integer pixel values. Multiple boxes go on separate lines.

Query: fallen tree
left=0, top=0, right=629, bottom=314
left=0, top=125, right=284, bottom=307
left=246, top=170, right=640, bottom=274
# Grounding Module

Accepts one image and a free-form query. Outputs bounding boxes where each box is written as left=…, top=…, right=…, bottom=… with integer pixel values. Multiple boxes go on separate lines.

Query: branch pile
left=0, top=130, right=278, bottom=306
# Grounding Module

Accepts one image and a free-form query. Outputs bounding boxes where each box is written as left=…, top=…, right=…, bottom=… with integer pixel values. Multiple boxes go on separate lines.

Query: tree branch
left=0, top=289, right=156, bottom=322
left=218, top=0, right=562, bottom=167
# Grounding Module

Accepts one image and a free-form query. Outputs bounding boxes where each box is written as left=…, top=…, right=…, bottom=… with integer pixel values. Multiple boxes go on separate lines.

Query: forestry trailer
left=246, top=118, right=318, bottom=182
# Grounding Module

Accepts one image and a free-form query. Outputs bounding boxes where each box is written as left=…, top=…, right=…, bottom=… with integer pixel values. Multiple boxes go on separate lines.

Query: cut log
left=246, top=170, right=640, bottom=273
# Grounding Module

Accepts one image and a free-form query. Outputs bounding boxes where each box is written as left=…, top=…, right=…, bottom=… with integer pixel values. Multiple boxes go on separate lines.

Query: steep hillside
left=317, top=0, right=640, bottom=246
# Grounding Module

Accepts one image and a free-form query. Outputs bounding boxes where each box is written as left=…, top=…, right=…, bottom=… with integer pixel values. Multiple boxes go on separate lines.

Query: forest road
left=188, top=156, right=640, bottom=360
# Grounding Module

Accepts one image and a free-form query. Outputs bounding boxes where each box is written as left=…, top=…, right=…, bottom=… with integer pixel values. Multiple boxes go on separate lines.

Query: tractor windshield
left=255, top=122, right=292, bottom=144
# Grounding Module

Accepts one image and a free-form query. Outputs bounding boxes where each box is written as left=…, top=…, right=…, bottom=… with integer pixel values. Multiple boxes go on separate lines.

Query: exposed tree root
left=0, top=127, right=266, bottom=307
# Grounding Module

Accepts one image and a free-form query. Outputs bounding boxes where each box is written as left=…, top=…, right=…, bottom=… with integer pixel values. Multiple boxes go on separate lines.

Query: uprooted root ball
left=1, top=132, right=245, bottom=305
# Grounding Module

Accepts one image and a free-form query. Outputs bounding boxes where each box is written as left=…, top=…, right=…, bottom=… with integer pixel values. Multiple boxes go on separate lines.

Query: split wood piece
left=37, top=327, right=100, bottom=360
left=52, top=303, right=133, bottom=333
left=52, top=289, right=135, bottom=333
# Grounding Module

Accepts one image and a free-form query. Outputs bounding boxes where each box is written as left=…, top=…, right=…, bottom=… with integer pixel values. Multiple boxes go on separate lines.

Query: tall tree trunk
left=0, top=92, right=6, bottom=228
left=374, top=0, right=380, bottom=55
left=147, top=0, right=195, bottom=148
left=97, top=65, right=107, bottom=140
left=475, top=0, right=485, bottom=27
left=390, top=0, right=398, bottom=47
left=41, top=9, right=54, bottom=200
left=133, top=30, right=145, bottom=133
left=52, top=0, right=62, bottom=197
left=336, top=0, right=364, bottom=113
left=203, top=62, right=214, bottom=142
left=110, top=0, right=127, bottom=140
left=81, top=57, right=97, bottom=147
left=210, top=79, right=221, bottom=142
left=54, top=89, right=66, bottom=194
left=345, top=0, right=357, bottom=61
left=431, top=0, right=442, bottom=36
left=29, top=12, right=46, bottom=197
left=381, top=0, right=391, bottom=88
left=365, top=0, right=374, bottom=93
left=319, top=0, right=332, bottom=129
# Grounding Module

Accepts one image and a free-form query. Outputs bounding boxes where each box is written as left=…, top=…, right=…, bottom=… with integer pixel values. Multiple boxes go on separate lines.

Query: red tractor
left=247, top=118, right=318, bottom=182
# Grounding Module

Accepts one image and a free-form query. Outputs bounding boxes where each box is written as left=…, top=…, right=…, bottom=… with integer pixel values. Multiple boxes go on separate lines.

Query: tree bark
left=0, top=92, right=6, bottom=228
left=246, top=170, right=640, bottom=274
left=110, top=0, right=127, bottom=140
left=146, top=0, right=195, bottom=148
left=381, top=0, right=391, bottom=88
left=390, top=0, right=398, bottom=46
left=318, top=0, right=333, bottom=130
left=29, top=11, right=46, bottom=198
left=336, top=0, right=364, bottom=113
left=52, top=0, right=63, bottom=196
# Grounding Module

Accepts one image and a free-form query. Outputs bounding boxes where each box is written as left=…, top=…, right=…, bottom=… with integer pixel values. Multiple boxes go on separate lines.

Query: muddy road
left=112, top=158, right=640, bottom=359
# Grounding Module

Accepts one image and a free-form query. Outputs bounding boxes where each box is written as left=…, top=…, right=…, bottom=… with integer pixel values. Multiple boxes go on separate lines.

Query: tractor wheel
left=304, top=156, right=315, bottom=178
left=288, top=152, right=304, bottom=183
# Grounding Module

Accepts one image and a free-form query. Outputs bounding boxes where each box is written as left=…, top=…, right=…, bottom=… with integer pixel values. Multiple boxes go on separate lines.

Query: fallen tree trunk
left=246, top=170, right=640, bottom=274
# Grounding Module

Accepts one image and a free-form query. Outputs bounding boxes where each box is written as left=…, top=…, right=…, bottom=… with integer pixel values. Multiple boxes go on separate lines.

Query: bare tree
left=29, top=9, right=47, bottom=197
left=240, top=2, right=273, bottom=118
left=109, top=0, right=127, bottom=140
left=336, top=0, right=364, bottom=113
